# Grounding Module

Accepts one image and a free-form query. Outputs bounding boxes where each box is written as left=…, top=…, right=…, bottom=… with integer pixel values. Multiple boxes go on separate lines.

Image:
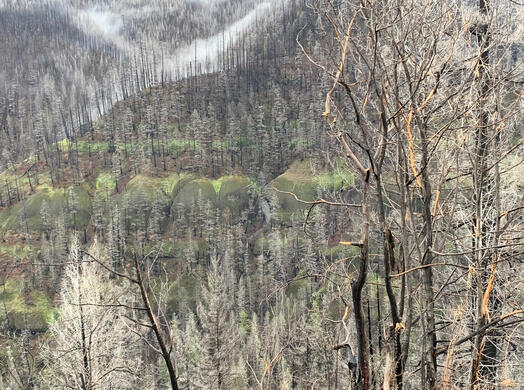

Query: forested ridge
left=0, top=0, right=523, bottom=389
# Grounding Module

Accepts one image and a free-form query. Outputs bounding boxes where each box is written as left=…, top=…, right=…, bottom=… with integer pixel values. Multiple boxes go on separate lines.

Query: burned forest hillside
left=0, top=0, right=523, bottom=389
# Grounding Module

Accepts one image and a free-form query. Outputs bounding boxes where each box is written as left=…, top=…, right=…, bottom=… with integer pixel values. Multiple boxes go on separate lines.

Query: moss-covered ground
left=0, top=280, right=56, bottom=332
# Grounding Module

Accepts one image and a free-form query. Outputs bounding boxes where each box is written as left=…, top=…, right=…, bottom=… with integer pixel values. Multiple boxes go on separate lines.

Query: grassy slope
left=0, top=120, right=355, bottom=332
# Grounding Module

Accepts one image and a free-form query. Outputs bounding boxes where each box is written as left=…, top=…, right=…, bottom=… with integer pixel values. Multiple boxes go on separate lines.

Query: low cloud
left=166, top=1, right=273, bottom=77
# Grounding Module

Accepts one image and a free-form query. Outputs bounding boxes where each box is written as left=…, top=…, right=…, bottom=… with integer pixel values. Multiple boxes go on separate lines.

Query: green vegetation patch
left=168, top=139, right=194, bottom=154
left=68, top=184, right=92, bottom=230
left=118, top=175, right=173, bottom=227
left=212, top=140, right=231, bottom=151
left=270, top=160, right=354, bottom=214
left=162, top=173, right=189, bottom=195
left=95, top=172, right=116, bottom=193
left=270, top=161, right=320, bottom=211
left=247, top=177, right=261, bottom=195
left=0, top=205, right=18, bottom=231
left=315, top=169, right=353, bottom=190
left=217, top=176, right=252, bottom=220
left=0, top=184, right=91, bottom=232
left=125, top=175, right=168, bottom=200
left=212, top=175, right=249, bottom=194
left=211, top=177, right=226, bottom=194
left=0, top=280, right=56, bottom=332
left=172, top=178, right=217, bottom=208
left=57, top=139, right=108, bottom=153
left=123, top=174, right=186, bottom=197
left=0, top=244, right=38, bottom=260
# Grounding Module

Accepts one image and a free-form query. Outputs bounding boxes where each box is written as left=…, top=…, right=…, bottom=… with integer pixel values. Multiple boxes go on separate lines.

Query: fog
left=83, top=8, right=123, bottom=39
left=70, top=0, right=274, bottom=78
left=167, top=1, right=272, bottom=76
left=76, top=6, right=130, bottom=51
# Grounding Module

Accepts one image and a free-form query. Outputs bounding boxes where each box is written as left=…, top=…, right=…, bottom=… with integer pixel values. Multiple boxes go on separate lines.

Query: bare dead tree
left=303, top=0, right=523, bottom=389
left=82, top=249, right=180, bottom=390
